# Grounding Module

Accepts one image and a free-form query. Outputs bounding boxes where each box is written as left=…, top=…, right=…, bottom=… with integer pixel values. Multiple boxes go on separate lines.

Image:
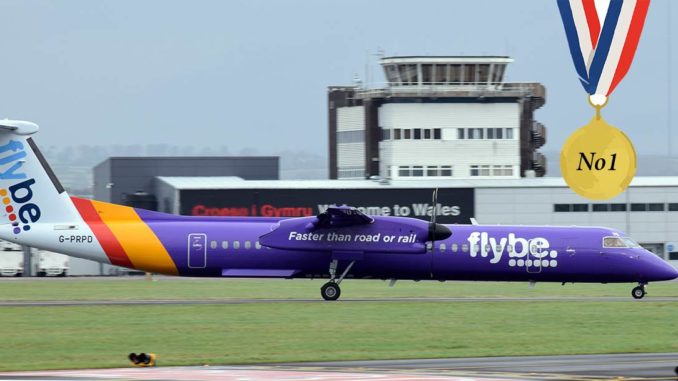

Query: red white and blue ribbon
left=557, top=0, right=650, bottom=104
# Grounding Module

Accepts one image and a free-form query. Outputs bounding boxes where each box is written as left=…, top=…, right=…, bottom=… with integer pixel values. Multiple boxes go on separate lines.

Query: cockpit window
left=603, top=236, right=641, bottom=248
left=603, top=237, right=627, bottom=248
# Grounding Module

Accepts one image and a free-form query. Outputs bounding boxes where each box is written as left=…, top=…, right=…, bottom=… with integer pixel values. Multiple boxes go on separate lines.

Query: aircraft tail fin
left=0, top=120, right=79, bottom=236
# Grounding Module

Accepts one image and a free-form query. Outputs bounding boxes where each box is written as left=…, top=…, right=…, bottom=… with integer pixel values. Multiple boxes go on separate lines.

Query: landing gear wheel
left=321, top=282, right=341, bottom=301
left=632, top=285, right=646, bottom=299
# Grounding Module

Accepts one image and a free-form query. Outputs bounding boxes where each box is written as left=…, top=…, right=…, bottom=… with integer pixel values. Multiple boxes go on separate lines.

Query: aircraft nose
left=647, top=256, right=678, bottom=281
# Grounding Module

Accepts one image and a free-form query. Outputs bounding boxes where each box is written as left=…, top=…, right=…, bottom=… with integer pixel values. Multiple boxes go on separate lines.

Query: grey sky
left=0, top=0, right=674, bottom=157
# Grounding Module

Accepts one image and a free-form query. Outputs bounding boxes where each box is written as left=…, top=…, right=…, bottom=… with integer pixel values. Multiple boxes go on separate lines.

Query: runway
left=1, top=296, right=678, bottom=307
left=1, top=353, right=677, bottom=381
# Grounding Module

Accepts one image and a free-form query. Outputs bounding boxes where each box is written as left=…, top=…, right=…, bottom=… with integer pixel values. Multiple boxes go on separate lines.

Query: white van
left=34, top=249, right=69, bottom=277
left=0, top=241, right=23, bottom=277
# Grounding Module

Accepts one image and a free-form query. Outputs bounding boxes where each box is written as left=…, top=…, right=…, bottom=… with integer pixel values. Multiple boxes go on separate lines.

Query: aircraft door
left=188, top=233, right=207, bottom=268
left=525, top=239, right=543, bottom=274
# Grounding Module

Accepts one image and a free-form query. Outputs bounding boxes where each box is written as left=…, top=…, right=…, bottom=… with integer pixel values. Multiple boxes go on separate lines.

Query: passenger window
left=474, top=244, right=480, bottom=253
left=495, top=245, right=502, bottom=253
left=451, top=243, right=458, bottom=252
left=462, top=244, right=469, bottom=252
left=255, top=242, right=262, bottom=249
left=439, top=243, right=446, bottom=252
left=210, top=240, right=217, bottom=249
left=233, top=241, right=240, bottom=249
left=245, top=241, right=251, bottom=249
left=507, top=244, right=513, bottom=253
left=221, top=241, right=229, bottom=249
left=484, top=245, right=491, bottom=253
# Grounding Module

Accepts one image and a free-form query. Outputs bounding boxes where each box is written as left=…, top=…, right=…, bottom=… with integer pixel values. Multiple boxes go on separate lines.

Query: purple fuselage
left=135, top=209, right=678, bottom=284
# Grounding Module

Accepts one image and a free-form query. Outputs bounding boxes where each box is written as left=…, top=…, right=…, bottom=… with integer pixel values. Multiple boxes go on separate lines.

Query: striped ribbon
left=557, top=0, right=650, bottom=104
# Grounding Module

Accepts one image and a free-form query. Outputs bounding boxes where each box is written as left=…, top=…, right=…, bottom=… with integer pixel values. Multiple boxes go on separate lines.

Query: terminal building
left=328, top=56, right=546, bottom=180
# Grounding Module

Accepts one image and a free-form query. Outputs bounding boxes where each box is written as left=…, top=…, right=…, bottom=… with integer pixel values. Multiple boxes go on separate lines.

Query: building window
left=381, top=128, right=391, bottom=141
left=572, top=204, right=588, bottom=212
left=412, top=166, right=424, bottom=176
left=506, top=128, right=514, bottom=139
left=427, top=166, right=438, bottom=176
left=458, top=129, right=465, bottom=139
left=440, top=166, right=453, bottom=176
left=554, top=204, right=570, bottom=212
left=433, top=128, right=441, bottom=139
left=631, top=203, right=647, bottom=212
left=669, top=252, right=678, bottom=260
left=398, top=167, right=410, bottom=177
left=669, top=203, right=678, bottom=211
left=424, top=129, right=431, bottom=139
left=338, top=167, right=364, bottom=178
left=404, top=129, right=411, bottom=139
left=648, top=203, right=665, bottom=211
left=414, top=129, right=422, bottom=140
left=592, top=204, right=609, bottom=212
left=394, top=129, right=401, bottom=140
left=337, top=130, right=364, bottom=144
left=610, top=203, right=627, bottom=212
left=468, top=128, right=484, bottom=139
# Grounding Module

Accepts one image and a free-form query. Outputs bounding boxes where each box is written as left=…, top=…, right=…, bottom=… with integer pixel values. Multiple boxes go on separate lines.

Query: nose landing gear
left=631, top=284, right=646, bottom=299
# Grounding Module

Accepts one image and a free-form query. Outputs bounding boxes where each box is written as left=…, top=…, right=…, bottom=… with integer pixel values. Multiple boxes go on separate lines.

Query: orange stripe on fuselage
left=71, top=197, right=134, bottom=268
left=89, top=200, right=178, bottom=275
left=72, top=197, right=178, bottom=275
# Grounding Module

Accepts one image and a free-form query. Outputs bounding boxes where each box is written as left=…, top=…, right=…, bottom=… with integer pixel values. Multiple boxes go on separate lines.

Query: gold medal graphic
left=560, top=99, right=636, bottom=200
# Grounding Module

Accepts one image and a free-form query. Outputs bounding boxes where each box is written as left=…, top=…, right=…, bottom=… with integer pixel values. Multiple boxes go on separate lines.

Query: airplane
left=0, top=120, right=676, bottom=301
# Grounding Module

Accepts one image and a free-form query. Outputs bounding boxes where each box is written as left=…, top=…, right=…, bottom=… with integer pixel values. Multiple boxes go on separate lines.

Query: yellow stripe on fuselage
left=90, top=200, right=178, bottom=275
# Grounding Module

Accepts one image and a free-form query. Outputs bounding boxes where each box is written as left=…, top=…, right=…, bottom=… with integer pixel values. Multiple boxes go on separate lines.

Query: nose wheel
left=631, top=284, right=646, bottom=299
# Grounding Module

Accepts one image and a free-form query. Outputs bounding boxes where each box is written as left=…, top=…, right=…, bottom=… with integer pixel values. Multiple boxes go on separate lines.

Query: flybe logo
left=0, top=140, right=40, bottom=234
left=467, top=232, right=558, bottom=268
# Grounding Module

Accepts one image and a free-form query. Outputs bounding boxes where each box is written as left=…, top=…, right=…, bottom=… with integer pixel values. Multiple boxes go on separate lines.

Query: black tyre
left=321, top=282, right=341, bottom=301
left=36, top=271, right=46, bottom=277
left=631, top=286, right=645, bottom=299
left=58, top=271, right=67, bottom=277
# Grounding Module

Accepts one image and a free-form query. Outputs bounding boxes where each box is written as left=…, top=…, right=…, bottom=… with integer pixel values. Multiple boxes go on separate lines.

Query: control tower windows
left=463, top=65, right=475, bottom=83
left=396, top=165, right=454, bottom=177
left=477, top=64, right=490, bottom=83
left=422, top=64, right=433, bottom=84
left=470, top=165, right=514, bottom=177
left=450, top=65, right=462, bottom=83
left=434, top=64, right=448, bottom=83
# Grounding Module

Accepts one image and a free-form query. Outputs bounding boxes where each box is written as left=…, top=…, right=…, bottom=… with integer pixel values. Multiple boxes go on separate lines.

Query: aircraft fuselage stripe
left=71, top=197, right=135, bottom=268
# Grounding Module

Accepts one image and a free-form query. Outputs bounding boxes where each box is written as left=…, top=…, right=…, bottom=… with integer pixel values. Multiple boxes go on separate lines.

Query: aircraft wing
left=314, top=205, right=374, bottom=228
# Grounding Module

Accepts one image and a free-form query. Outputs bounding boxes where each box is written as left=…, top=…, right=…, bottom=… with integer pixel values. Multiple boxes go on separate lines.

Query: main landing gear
left=631, top=283, right=646, bottom=300
left=320, top=259, right=355, bottom=301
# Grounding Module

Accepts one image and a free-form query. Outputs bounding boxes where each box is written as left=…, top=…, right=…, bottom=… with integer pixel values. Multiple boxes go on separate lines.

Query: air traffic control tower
left=328, top=56, right=546, bottom=180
